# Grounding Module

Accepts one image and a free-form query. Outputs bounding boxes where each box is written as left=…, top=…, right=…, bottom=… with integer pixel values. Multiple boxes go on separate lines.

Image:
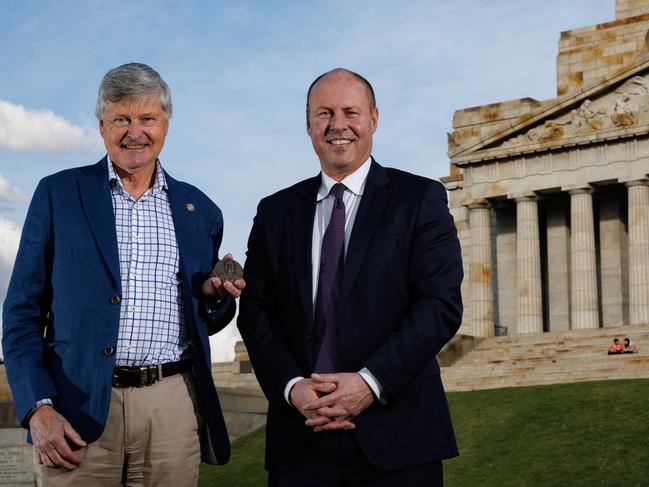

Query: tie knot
left=330, top=183, right=346, bottom=200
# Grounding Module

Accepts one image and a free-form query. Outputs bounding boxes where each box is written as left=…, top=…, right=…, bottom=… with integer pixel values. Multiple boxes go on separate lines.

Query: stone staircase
left=441, top=324, right=649, bottom=391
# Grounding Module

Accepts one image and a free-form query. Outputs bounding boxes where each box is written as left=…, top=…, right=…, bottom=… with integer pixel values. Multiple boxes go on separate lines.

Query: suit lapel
left=340, top=160, right=391, bottom=305
left=291, top=176, right=320, bottom=342
left=164, top=173, right=196, bottom=276
left=78, top=158, right=121, bottom=288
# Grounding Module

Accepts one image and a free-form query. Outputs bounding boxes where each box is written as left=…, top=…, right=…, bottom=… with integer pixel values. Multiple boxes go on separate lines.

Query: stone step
left=441, top=325, right=649, bottom=391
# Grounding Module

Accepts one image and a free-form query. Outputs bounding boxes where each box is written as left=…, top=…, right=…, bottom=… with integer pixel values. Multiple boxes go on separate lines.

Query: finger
left=311, top=382, right=336, bottom=394
left=304, top=393, right=339, bottom=410
left=315, top=406, right=348, bottom=418
left=38, top=452, right=53, bottom=467
left=223, top=281, right=241, bottom=298
left=223, top=253, right=233, bottom=260
left=305, top=416, right=332, bottom=427
left=211, top=276, right=223, bottom=290
left=46, top=447, right=77, bottom=470
left=233, top=279, right=246, bottom=290
left=53, top=438, right=83, bottom=467
left=314, top=420, right=356, bottom=432
left=311, top=373, right=340, bottom=384
left=63, top=423, right=87, bottom=448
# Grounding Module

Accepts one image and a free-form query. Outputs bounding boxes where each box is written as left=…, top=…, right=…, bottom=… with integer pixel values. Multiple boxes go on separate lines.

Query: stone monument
left=0, top=368, right=35, bottom=486
left=443, top=0, right=649, bottom=338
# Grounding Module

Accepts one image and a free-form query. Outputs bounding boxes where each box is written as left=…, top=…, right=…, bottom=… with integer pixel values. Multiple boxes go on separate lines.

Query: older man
left=2, top=63, right=244, bottom=486
left=238, top=68, right=463, bottom=486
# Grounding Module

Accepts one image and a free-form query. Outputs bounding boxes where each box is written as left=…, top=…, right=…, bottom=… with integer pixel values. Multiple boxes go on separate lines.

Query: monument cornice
left=449, top=55, right=649, bottom=165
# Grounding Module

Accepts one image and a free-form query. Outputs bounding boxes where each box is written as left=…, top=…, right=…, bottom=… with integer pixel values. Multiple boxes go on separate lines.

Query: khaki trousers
left=34, top=372, right=203, bottom=487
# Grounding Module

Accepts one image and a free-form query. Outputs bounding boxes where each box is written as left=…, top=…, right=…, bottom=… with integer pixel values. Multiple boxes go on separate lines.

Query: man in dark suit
left=238, top=68, right=463, bottom=486
left=2, top=63, right=244, bottom=485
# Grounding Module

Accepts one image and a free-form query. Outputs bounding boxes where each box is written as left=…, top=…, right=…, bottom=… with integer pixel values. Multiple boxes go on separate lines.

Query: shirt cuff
left=359, top=367, right=387, bottom=405
left=284, top=377, right=305, bottom=406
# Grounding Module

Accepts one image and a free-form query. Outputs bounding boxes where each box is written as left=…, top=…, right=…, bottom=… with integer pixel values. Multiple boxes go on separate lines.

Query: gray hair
left=95, top=63, right=172, bottom=120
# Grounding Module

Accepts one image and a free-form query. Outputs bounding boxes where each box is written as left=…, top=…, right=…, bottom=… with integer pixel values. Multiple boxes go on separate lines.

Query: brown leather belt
left=112, top=360, right=192, bottom=388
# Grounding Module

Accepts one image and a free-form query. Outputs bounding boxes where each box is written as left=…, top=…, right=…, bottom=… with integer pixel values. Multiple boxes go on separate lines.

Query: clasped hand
left=290, top=372, right=374, bottom=432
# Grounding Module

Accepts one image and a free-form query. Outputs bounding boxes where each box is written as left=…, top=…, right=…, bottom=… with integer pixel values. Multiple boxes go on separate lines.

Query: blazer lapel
left=291, top=176, right=320, bottom=345
left=340, top=160, right=391, bottom=305
left=164, top=173, right=197, bottom=278
left=78, top=158, right=120, bottom=288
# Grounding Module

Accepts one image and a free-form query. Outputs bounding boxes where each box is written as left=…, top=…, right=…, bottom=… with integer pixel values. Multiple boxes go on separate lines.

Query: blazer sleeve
left=363, top=181, right=463, bottom=400
left=2, top=179, right=59, bottom=426
left=201, top=210, right=236, bottom=335
left=237, top=200, right=303, bottom=404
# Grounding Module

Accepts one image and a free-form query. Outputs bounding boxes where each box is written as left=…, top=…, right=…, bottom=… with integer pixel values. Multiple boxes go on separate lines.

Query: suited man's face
left=99, top=95, right=169, bottom=177
left=307, top=72, right=378, bottom=181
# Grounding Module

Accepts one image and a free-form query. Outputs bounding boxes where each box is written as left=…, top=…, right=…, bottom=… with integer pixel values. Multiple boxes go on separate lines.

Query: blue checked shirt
left=108, top=158, right=189, bottom=366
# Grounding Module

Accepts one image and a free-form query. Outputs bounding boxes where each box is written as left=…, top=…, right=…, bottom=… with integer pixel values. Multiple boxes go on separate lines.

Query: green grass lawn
left=199, top=379, right=649, bottom=486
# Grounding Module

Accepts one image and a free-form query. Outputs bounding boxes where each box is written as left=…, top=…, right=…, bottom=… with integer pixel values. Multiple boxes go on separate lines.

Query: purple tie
left=314, top=183, right=346, bottom=373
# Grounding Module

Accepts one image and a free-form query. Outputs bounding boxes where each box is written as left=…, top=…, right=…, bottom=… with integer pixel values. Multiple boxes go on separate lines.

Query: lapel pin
left=186, top=202, right=195, bottom=212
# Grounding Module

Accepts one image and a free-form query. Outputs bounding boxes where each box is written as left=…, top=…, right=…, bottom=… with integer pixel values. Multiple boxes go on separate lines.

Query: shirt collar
left=107, top=155, right=168, bottom=193
left=317, top=156, right=372, bottom=202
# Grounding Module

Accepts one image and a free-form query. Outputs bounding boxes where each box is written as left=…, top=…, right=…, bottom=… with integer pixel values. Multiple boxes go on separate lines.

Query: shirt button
left=128, top=305, right=136, bottom=312
left=103, top=346, right=115, bottom=356
left=110, top=295, right=121, bottom=304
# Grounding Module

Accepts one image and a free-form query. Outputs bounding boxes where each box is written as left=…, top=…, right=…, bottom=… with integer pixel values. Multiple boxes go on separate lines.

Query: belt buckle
left=139, top=365, right=161, bottom=386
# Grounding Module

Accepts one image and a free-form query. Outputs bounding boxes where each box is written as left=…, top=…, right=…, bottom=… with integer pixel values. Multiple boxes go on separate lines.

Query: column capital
left=465, top=199, right=491, bottom=210
left=513, top=194, right=539, bottom=203
left=624, top=179, right=649, bottom=188
left=565, top=186, right=593, bottom=196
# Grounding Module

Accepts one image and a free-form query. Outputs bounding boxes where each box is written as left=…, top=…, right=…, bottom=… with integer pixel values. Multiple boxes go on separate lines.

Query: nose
left=329, top=111, right=347, bottom=131
left=126, top=121, right=145, bottom=139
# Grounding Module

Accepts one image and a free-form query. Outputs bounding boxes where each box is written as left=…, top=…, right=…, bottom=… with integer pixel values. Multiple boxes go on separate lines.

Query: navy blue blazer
left=2, top=158, right=234, bottom=465
left=238, top=160, right=463, bottom=472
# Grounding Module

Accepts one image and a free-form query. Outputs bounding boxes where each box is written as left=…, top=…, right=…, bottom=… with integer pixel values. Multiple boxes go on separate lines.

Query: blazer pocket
left=376, top=224, right=403, bottom=240
left=44, top=339, right=72, bottom=348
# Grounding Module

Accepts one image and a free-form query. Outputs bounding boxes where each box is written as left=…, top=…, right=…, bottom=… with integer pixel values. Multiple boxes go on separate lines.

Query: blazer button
left=305, top=335, right=312, bottom=343
left=103, top=346, right=115, bottom=356
left=110, top=295, right=121, bottom=304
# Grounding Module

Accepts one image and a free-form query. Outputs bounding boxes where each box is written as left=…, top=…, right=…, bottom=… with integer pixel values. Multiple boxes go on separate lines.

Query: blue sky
left=0, top=0, right=613, bottom=359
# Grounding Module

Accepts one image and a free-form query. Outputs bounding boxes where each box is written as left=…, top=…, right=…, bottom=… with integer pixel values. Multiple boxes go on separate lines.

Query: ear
left=370, top=107, right=379, bottom=134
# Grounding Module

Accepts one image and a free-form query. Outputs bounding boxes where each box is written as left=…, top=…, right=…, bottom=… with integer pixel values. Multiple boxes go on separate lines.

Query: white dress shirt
left=284, top=157, right=385, bottom=404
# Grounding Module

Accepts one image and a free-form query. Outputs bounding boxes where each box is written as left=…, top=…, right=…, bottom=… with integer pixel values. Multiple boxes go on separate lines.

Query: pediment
left=450, top=57, right=649, bottom=164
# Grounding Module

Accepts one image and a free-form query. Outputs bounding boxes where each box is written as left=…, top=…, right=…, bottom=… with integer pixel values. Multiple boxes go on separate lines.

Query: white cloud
left=0, top=174, right=28, bottom=204
left=0, top=99, right=100, bottom=153
left=0, top=217, right=21, bottom=350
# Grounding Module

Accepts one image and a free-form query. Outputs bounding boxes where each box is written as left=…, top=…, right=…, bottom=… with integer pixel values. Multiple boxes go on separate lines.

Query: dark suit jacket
left=2, top=158, right=234, bottom=465
left=237, top=159, right=463, bottom=472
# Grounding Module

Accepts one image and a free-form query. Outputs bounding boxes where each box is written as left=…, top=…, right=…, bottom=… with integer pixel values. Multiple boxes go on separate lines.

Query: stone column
left=626, top=180, right=649, bottom=325
left=569, top=188, right=599, bottom=329
left=469, top=201, right=494, bottom=338
left=515, top=196, right=543, bottom=334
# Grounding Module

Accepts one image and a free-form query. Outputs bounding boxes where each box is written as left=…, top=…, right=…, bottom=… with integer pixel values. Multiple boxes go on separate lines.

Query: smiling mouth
left=121, top=144, right=147, bottom=149
left=327, top=138, right=353, bottom=146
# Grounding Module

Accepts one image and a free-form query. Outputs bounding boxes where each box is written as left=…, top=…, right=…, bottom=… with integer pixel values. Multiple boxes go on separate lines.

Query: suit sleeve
left=364, top=182, right=463, bottom=401
left=201, top=208, right=236, bottom=335
left=237, top=201, right=303, bottom=404
left=2, top=179, right=59, bottom=426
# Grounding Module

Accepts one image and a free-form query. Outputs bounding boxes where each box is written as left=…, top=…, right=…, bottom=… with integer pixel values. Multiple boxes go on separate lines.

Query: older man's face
left=99, top=96, right=169, bottom=175
left=307, top=71, right=378, bottom=180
